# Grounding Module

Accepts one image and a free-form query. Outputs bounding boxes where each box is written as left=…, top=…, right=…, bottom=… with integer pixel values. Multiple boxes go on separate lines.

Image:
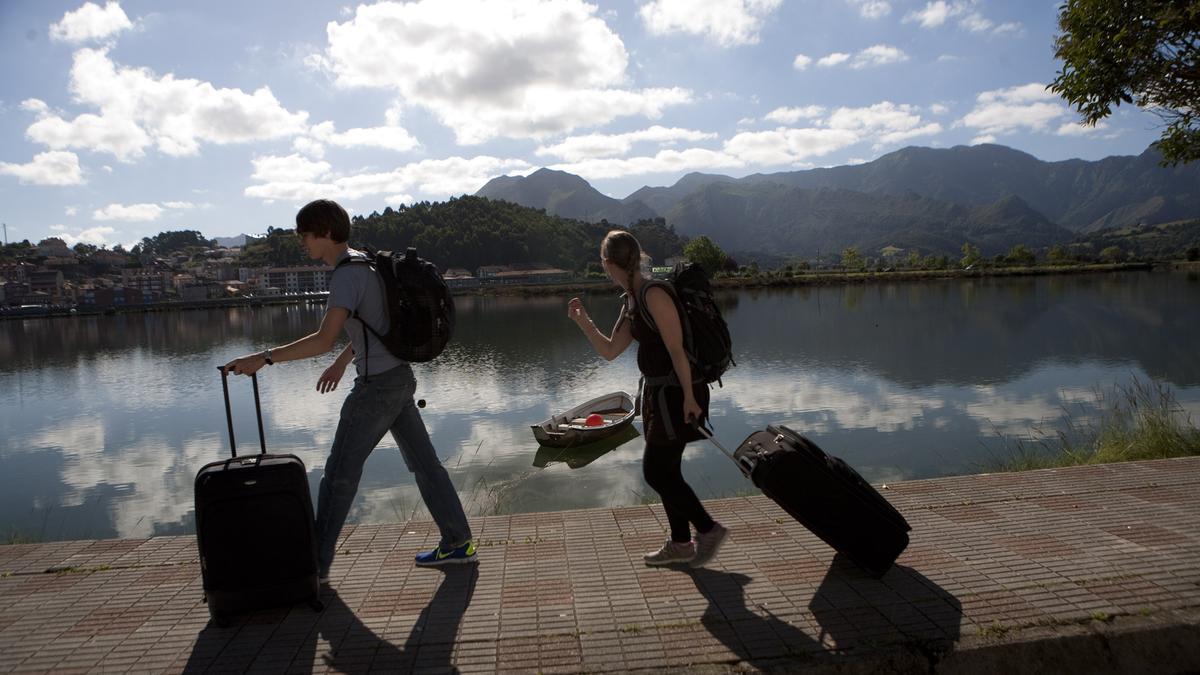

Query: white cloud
left=930, top=103, right=949, bottom=115
left=292, top=136, right=326, bottom=159
left=535, top=126, right=717, bottom=162
left=250, top=153, right=332, bottom=183
left=27, top=48, right=308, bottom=160
left=724, top=127, right=860, bottom=165
left=971, top=134, right=996, bottom=144
left=793, top=54, right=812, bottom=70
left=764, top=105, right=826, bottom=124
left=1056, top=120, right=1109, bottom=137
left=0, top=151, right=85, bottom=186
left=904, top=0, right=955, bottom=27
left=548, top=99, right=942, bottom=175
left=93, top=203, right=164, bottom=221
left=846, top=0, right=891, bottom=18
left=307, top=117, right=419, bottom=153
left=65, top=206, right=78, bottom=216
left=551, top=147, right=745, bottom=179
left=24, top=98, right=150, bottom=162
left=639, top=0, right=783, bottom=46
left=50, top=1, right=133, bottom=44
left=960, top=12, right=992, bottom=32
left=850, top=44, right=909, bottom=69
left=817, top=52, right=851, bottom=67
left=903, top=1, right=1019, bottom=35
left=826, top=101, right=942, bottom=146
left=54, top=225, right=118, bottom=247
left=320, top=0, right=691, bottom=144
left=162, top=201, right=195, bottom=209
left=245, top=155, right=534, bottom=203
left=960, top=82, right=1068, bottom=136
left=817, top=45, right=908, bottom=70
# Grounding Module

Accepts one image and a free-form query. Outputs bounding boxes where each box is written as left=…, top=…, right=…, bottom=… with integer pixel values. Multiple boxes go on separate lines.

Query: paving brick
left=4, top=458, right=1200, bottom=672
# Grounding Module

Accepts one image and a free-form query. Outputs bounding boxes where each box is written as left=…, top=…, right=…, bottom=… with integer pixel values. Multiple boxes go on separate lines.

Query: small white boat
left=531, top=391, right=636, bottom=448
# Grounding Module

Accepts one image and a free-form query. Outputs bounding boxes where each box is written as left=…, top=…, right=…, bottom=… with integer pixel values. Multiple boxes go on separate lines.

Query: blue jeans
left=315, top=364, right=472, bottom=575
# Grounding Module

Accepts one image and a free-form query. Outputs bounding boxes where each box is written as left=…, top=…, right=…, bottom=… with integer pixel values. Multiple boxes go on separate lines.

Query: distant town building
left=43, top=254, right=79, bottom=268
left=475, top=263, right=570, bottom=285
left=172, top=273, right=197, bottom=291
left=29, top=270, right=64, bottom=299
left=265, top=265, right=332, bottom=294
left=1, top=281, right=28, bottom=306
left=80, top=285, right=112, bottom=308
left=443, top=267, right=479, bottom=289
left=121, top=269, right=172, bottom=299
left=206, top=260, right=241, bottom=281
left=0, top=263, right=34, bottom=283
left=180, top=283, right=218, bottom=302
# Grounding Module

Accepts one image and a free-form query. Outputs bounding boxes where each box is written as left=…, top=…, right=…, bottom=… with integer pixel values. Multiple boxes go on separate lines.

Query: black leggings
left=643, top=441, right=716, bottom=543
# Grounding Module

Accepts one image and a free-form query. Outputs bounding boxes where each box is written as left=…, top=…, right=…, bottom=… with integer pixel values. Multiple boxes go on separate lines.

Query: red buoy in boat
left=585, top=413, right=604, bottom=427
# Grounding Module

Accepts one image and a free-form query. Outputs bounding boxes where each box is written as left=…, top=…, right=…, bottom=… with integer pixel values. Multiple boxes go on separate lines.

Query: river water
left=3, top=270, right=1198, bottom=541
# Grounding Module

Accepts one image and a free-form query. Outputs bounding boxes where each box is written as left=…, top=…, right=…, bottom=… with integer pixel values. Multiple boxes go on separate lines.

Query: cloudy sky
left=0, top=0, right=1163, bottom=248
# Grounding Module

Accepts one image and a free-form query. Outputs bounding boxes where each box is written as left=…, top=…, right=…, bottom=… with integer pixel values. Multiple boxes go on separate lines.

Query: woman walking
left=567, top=230, right=728, bottom=567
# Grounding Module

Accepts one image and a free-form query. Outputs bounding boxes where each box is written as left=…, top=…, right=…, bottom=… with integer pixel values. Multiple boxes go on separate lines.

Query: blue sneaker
left=415, top=540, right=477, bottom=566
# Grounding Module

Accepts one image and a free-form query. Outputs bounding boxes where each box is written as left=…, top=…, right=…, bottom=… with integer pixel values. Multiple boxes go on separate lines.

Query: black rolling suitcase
left=703, top=424, right=910, bottom=577
left=194, top=367, right=322, bottom=624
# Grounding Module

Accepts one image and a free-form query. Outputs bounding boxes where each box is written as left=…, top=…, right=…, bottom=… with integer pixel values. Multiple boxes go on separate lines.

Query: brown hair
left=295, top=199, right=351, bottom=243
left=601, top=230, right=642, bottom=292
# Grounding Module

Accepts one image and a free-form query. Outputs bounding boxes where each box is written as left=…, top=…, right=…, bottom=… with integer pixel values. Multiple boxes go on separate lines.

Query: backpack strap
left=638, top=279, right=696, bottom=374
left=636, top=280, right=677, bottom=334
left=332, top=254, right=385, bottom=382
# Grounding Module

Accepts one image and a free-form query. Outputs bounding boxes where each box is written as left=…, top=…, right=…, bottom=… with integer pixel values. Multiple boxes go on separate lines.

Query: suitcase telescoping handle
left=218, top=366, right=267, bottom=458
left=695, top=424, right=755, bottom=479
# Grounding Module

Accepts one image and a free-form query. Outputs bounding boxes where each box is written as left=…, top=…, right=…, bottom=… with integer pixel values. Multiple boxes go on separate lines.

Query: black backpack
left=335, top=247, right=455, bottom=363
left=637, top=262, right=734, bottom=385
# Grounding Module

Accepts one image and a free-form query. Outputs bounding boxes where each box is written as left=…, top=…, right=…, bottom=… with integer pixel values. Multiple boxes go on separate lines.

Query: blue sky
left=0, top=0, right=1165, bottom=248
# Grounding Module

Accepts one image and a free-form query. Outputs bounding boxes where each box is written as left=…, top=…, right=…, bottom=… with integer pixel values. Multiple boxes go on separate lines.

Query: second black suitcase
left=194, top=367, right=321, bottom=624
left=708, top=424, right=911, bottom=577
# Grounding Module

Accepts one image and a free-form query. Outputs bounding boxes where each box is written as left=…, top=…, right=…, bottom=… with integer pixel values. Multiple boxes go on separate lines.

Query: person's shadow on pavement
left=688, top=554, right=962, bottom=668
left=808, top=553, right=962, bottom=654
left=182, top=565, right=478, bottom=673
left=688, top=568, right=821, bottom=667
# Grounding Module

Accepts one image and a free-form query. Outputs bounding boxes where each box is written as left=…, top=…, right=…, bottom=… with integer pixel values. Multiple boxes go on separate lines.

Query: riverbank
left=0, top=261, right=1166, bottom=321
left=1, top=457, right=1197, bottom=673
left=466, top=261, right=1158, bottom=297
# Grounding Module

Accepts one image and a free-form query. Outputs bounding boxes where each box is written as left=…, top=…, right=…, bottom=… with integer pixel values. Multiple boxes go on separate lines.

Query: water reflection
left=3, top=272, right=1199, bottom=541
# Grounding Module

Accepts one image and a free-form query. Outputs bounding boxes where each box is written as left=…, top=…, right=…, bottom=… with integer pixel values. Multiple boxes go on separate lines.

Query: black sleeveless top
left=626, top=287, right=709, bottom=444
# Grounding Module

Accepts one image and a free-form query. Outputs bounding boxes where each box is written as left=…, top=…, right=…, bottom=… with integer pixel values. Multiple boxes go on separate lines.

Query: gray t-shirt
left=328, top=249, right=406, bottom=377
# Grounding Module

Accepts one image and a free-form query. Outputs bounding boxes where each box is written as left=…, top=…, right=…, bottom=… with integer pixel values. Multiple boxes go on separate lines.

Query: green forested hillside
left=343, top=196, right=685, bottom=271
left=1070, top=219, right=1200, bottom=260
left=665, top=182, right=1074, bottom=258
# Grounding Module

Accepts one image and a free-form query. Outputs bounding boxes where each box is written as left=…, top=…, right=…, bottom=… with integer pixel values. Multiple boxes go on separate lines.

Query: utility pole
left=2, top=222, right=7, bottom=246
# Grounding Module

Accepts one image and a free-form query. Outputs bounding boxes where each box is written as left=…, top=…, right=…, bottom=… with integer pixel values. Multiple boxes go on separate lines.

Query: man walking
left=224, top=199, right=475, bottom=583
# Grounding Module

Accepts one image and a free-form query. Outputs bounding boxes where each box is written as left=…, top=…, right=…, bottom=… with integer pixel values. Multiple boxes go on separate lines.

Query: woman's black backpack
left=336, top=247, right=455, bottom=363
left=637, top=262, right=734, bottom=385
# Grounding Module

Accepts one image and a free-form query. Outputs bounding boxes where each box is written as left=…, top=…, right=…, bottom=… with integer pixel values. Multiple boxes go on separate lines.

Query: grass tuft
left=990, top=378, right=1200, bottom=472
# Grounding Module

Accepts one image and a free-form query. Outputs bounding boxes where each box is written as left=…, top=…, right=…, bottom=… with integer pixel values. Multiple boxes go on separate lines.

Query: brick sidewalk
left=1, top=458, right=1198, bottom=673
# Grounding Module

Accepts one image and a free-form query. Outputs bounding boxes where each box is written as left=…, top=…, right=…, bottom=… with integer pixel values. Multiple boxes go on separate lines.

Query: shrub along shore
left=989, top=379, right=1200, bottom=472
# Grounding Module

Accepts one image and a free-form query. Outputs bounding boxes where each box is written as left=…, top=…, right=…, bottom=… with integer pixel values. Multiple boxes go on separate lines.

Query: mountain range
left=475, top=144, right=1200, bottom=258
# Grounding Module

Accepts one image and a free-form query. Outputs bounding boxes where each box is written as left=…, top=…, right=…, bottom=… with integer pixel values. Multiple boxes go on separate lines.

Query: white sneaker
left=690, top=522, right=728, bottom=568
left=643, top=540, right=696, bottom=566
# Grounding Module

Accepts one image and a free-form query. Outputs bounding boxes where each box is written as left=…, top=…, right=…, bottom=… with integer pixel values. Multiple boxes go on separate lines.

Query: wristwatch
left=263, top=348, right=274, bottom=365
